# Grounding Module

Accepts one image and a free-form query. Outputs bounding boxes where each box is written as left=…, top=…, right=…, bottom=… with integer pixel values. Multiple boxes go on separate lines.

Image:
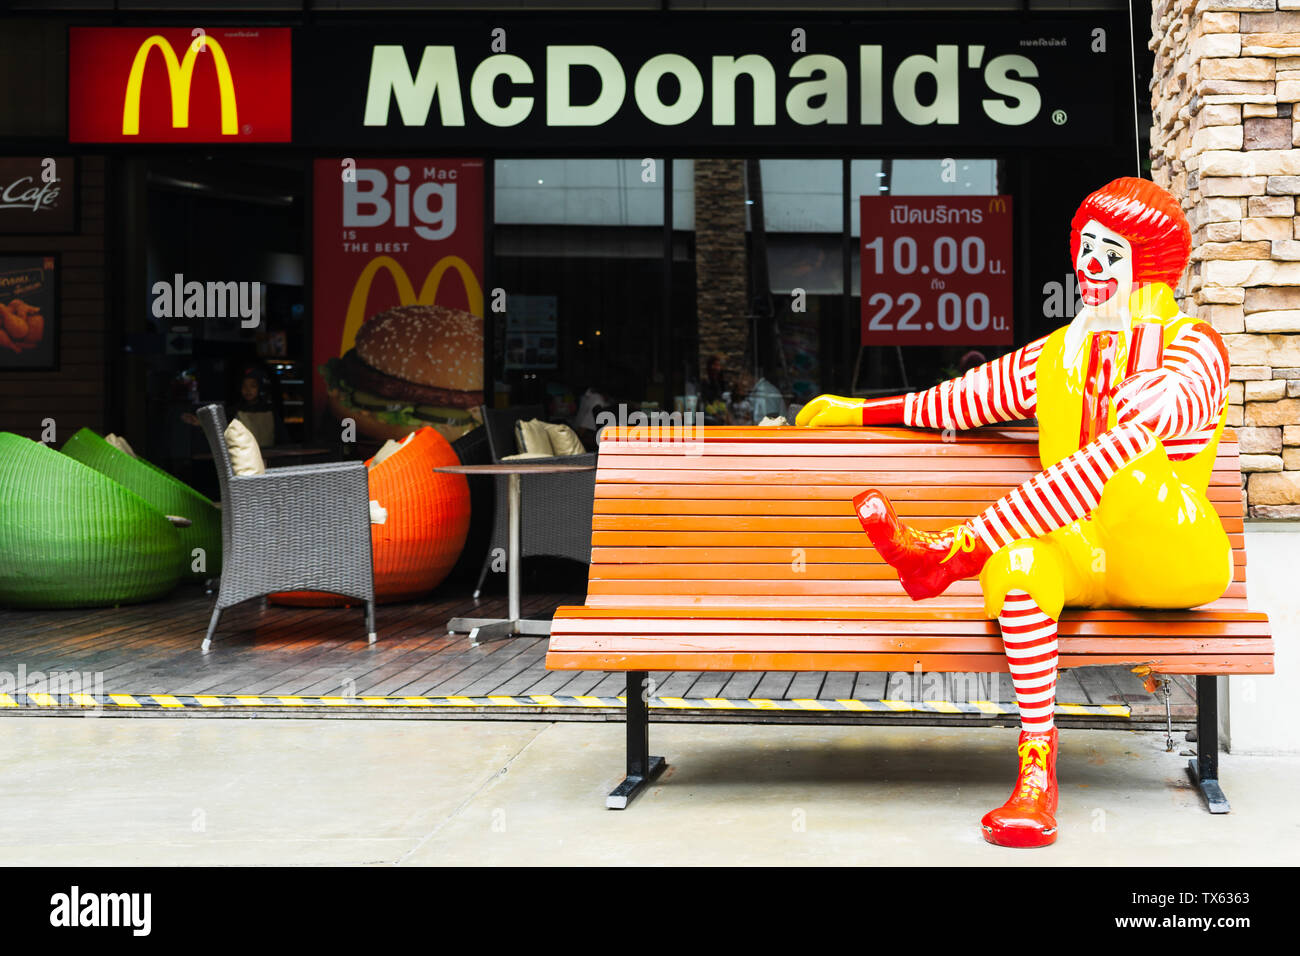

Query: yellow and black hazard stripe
left=0, top=691, right=1130, bottom=717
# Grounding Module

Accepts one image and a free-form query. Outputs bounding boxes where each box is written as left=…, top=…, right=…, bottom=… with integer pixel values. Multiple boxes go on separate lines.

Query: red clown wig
left=1069, top=177, right=1191, bottom=289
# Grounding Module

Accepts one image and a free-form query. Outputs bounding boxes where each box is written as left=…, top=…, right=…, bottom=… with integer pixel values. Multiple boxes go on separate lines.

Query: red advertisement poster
left=69, top=27, right=292, bottom=143
left=312, top=158, right=485, bottom=442
left=860, top=196, right=1013, bottom=347
left=0, top=255, right=58, bottom=371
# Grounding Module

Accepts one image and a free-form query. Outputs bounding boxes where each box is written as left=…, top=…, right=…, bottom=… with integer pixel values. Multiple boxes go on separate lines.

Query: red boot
left=853, top=489, right=992, bottom=600
left=981, top=728, right=1060, bottom=848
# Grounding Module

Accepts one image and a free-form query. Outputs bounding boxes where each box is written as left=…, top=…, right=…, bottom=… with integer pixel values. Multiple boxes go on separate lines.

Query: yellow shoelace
left=938, top=524, right=979, bottom=565
left=1014, top=738, right=1052, bottom=798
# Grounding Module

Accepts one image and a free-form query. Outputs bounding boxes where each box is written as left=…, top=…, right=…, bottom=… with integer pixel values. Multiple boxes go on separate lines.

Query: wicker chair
left=196, top=404, right=375, bottom=652
left=473, top=405, right=596, bottom=598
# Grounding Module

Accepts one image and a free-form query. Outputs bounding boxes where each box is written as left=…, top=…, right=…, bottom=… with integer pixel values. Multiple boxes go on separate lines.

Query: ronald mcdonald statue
left=797, top=178, right=1232, bottom=848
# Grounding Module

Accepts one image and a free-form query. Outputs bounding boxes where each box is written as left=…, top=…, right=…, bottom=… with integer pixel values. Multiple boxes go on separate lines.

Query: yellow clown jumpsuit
left=976, top=285, right=1234, bottom=622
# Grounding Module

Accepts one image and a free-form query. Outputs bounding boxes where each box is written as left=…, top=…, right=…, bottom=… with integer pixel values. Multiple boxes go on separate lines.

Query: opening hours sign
left=860, top=195, right=1013, bottom=347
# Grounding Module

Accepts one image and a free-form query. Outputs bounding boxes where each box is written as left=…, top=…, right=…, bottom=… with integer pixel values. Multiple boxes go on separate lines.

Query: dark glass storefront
left=0, top=3, right=1147, bottom=472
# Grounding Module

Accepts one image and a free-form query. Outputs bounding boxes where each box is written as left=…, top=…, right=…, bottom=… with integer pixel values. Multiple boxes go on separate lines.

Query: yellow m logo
left=122, top=35, right=238, bottom=136
left=340, top=255, right=484, bottom=356
left=988, top=197, right=1008, bottom=213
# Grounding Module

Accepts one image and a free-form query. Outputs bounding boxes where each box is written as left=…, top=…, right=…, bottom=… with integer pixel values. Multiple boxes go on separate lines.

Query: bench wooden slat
left=598, top=470, right=1244, bottom=488
left=600, top=425, right=1034, bottom=444
left=547, top=650, right=1275, bottom=675
left=588, top=547, right=1250, bottom=568
left=598, top=424, right=1242, bottom=445
left=589, top=530, right=1248, bottom=550
left=582, top=593, right=1252, bottom=611
left=550, top=634, right=1272, bottom=657
left=603, top=440, right=1048, bottom=457
left=555, top=603, right=1265, bottom=621
left=586, top=565, right=1250, bottom=587
left=596, top=483, right=1247, bottom=503
left=598, top=454, right=1051, bottom=472
left=591, top=512, right=1246, bottom=534
left=602, top=435, right=1239, bottom=454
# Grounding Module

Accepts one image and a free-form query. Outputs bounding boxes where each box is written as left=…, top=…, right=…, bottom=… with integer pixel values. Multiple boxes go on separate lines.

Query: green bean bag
left=0, top=432, right=184, bottom=608
left=61, top=428, right=222, bottom=580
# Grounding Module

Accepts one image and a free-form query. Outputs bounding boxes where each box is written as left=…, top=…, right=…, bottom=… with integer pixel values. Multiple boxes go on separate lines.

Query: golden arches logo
left=340, top=255, right=484, bottom=356
left=988, top=197, right=1008, bottom=214
left=122, top=35, right=238, bottom=136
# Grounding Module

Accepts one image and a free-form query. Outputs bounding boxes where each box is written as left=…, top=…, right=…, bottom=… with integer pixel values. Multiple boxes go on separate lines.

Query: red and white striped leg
left=999, top=590, right=1058, bottom=732
left=982, top=589, right=1061, bottom=848
left=970, top=422, right=1157, bottom=552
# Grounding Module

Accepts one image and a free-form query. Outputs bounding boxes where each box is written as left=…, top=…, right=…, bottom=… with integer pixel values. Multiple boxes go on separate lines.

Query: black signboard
left=0, top=158, right=76, bottom=234
left=297, top=14, right=1130, bottom=153
left=0, top=255, right=59, bottom=371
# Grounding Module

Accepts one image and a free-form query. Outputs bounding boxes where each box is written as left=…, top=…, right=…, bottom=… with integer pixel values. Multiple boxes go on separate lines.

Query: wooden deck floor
left=0, top=584, right=1194, bottom=729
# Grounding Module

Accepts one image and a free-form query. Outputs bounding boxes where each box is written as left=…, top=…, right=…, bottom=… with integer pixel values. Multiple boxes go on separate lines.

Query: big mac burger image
left=321, top=304, right=483, bottom=441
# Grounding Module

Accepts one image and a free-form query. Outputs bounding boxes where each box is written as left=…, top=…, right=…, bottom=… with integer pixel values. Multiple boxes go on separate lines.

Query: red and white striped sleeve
left=1112, top=322, right=1229, bottom=461
left=903, top=337, right=1047, bottom=430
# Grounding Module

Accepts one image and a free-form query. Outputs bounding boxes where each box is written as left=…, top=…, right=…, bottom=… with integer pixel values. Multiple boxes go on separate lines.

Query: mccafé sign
left=300, top=15, right=1126, bottom=149
left=69, top=28, right=292, bottom=143
left=0, top=158, right=75, bottom=234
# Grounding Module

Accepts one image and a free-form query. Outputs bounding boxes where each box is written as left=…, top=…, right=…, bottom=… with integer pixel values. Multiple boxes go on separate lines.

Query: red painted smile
left=1078, top=272, right=1118, bottom=306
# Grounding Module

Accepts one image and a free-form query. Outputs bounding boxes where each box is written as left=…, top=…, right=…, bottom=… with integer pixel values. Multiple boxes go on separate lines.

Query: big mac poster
left=313, top=158, right=485, bottom=442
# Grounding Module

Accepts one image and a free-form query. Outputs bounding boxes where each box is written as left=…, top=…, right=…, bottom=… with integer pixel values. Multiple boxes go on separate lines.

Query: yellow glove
left=795, top=394, right=866, bottom=428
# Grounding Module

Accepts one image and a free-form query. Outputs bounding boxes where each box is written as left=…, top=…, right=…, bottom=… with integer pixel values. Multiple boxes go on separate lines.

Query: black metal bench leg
left=1187, top=675, right=1230, bottom=813
left=607, top=671, right=666, bottom=809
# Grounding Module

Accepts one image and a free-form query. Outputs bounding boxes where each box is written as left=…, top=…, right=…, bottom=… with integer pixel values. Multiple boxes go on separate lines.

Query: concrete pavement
left=1, top=716, right=1296, bottom=865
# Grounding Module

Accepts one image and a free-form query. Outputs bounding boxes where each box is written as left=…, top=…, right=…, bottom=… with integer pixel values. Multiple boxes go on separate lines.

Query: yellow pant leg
left=979, top=439, right=1233, bottom=617
left=979, top=534, right=1090, bottom=620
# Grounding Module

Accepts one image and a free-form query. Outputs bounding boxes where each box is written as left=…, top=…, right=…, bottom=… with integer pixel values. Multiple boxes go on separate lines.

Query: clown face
left=1075, top=219, right=1133, bottom=317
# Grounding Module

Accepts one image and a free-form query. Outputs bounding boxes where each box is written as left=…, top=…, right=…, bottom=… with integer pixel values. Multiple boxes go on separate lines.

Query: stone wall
left=693, top=159, right=749, bottom=383
left=1151, top=0, right=1300, bottom=517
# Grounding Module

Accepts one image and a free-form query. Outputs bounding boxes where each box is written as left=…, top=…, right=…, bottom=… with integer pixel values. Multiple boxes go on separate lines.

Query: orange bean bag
left=270, top=427, right=470, bottom=605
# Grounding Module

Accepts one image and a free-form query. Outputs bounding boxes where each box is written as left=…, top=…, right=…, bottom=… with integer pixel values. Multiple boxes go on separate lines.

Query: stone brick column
left=693, top=159, right=750, bottom=383
left=1151, top=0, right=1300, bottom=517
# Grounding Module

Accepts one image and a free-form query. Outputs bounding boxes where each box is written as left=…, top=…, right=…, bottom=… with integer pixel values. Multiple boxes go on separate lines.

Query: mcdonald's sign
left=69, top=28, right=292, bottom=143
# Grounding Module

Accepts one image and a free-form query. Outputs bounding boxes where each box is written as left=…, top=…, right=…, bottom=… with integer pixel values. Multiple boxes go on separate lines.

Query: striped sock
left=970, top=421, right=1156, bottom=551
left=999, top=590, right=1058, bottom=733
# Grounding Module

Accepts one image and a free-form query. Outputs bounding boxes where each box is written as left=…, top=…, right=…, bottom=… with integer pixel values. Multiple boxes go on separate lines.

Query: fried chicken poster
left=0, top=256, right=56, bottom=370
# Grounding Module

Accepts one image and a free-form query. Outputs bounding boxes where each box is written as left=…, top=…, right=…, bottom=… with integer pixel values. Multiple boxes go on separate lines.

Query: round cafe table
left=435, top=461, right=596, bottom=645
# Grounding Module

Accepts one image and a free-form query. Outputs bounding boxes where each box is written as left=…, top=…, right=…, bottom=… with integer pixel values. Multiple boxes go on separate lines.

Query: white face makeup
left=1075, top=219, right=1133, bottom=317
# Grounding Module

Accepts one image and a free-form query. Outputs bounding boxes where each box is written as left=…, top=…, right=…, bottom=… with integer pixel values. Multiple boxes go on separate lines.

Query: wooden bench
left=547, top=425, right=1273, bottom=810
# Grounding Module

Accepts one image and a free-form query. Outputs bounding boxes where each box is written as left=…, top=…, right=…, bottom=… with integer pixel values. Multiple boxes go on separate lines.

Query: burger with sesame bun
left=321, top=304, right=483, bottom=442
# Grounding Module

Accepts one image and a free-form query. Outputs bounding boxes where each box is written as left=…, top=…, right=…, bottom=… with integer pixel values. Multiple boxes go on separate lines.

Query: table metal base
left=447, top=616, right=552, bottom=646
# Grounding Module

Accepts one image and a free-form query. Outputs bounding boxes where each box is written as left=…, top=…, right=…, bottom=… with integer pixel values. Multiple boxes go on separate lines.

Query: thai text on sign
left=860, top=196, right=1013, bottom=347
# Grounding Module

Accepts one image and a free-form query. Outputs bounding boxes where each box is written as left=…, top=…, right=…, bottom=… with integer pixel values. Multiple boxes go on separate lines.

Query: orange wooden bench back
left=587, top=425, right=1248, bottom=612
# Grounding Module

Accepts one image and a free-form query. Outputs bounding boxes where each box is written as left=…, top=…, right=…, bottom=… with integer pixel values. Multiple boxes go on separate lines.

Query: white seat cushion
left=224, top=418, right=266, bottom=476
left=515, top=418, right=555, bottom=457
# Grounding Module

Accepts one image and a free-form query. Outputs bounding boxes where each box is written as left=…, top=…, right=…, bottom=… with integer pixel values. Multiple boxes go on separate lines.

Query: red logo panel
left=69, top=27, right=291, bottom=143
